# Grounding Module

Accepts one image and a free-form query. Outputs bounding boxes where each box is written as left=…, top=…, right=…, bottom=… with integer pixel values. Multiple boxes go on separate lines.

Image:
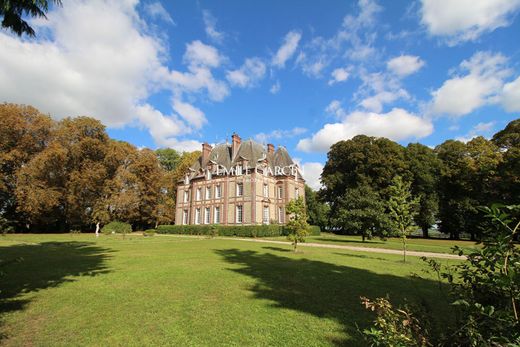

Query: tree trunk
left=422, top=226, right=429, bottom=238
left=402, top=234, right=407, bottom=263
left=95, top=222, right=100, bottom=238
left=362, top=232, right=366, bottom=242
left=293, top=240, right=297, bottom=252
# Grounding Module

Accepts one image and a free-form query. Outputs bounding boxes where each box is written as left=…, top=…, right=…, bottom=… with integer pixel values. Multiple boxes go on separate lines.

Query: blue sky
left=1, top=0, right=519, bottom=188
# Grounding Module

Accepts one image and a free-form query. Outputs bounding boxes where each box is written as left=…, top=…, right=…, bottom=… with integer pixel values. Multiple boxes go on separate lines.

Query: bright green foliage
left=304, top=185, right=329, bottom=230
left=155, top=148, right=182, bottom=172
left=361, top=296, right=431, bottom=347
left=492, top=119, right=520, bottom=206
left=285, top=197, right=309, bottom=251
left=101, top=221, right=132, bottom=238
left=156, top=224, right=321, bottom=237
left=387, top=176, right=419, bottom=262
left=331, top=184, right=389, bottom=241
left=0, top=0, right=61, bottom=37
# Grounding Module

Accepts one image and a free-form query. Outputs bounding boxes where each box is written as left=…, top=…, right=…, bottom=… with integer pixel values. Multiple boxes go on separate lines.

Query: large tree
left=492, top=119, right=520, bottom=205
left=304, top=185, right=329, bottom=230
left=405, top=143, right=441, bottom=238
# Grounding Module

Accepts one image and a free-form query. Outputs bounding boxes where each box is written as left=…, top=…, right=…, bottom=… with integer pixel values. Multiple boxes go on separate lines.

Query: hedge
left=102, top=221, right=132, bottom=235
left=156, top=224, right=321, bottom=237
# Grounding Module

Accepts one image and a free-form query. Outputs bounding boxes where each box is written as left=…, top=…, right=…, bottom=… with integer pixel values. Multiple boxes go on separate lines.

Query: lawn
left=0, top=234, right=458, bottom=346
left=267, top=232, right=480, bottom=254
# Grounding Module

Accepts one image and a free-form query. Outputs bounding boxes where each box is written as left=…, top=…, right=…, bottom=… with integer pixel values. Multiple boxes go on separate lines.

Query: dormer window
left=206, top=169, right=212, bottom=180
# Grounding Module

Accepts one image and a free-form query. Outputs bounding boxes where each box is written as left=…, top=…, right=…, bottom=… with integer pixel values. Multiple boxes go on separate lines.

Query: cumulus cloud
left=172, top=99, right=206, bottom=129
left=429, top=51, right=510, bottom=117
left=328, top=67, right=350, bottom=85
left=202, top=9, right=224, bottom=43
left=297, top=108, right=433, bottom=153
left=301, top=162, right=324, bottom=190
left=387, top=55, right=425, bottom=77
left=183, top=40, right=223, bottom=68
left=356, top=71, right=410, bottom=113
left=421, top=0, right=520, bottom=44
left=272, top=30, right=302, bottom=68
left=226, top=57, right=266, bottom=88
left=456, top=122, right=496, bottom=142
left=255, top=127, right=307, bottom=143
left=500, top=76, right=520, bottom=112
left=144, top=2, right=174, bottom=24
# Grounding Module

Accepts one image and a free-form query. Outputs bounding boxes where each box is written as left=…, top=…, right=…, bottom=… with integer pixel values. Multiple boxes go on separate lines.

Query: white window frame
left=195, top=208, right=201, bottom=224
left=182, top=210, right=188, bottom=225
left=236, top=182, right=243, bottom=197
left=278, top=186, right=283, bottom=199
left=215, top=184, right=221, bottom=198
left=206, top=186, right=211, bottom=200
left=263, top=206, right=269, bottom=224
left=196, top=187, right=202, bottom=201
left=263, top=184, right=268, bottom=197
left=214, top=206, right=220, bottom=224
left=278, top=206, right=284, bottom=224
left=295, top=188, right=299, bottom=199
left=204, top=207, right=210, bottom=224
left=236, top=205, right=243, bottom=224
left=183, top=190, right=189, bottom=203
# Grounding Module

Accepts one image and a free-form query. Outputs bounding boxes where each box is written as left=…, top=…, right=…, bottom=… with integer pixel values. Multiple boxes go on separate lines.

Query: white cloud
left=325, top=100, right=346, bottom=118
left=456, top=121, right=495, bottom=142
left=169, top=66, right=229, bottom=102
left=421, top=0, right=520, bottom=44
left=202, top=10, right=224, bottom=43
left=500, top=76, right=520, bottom=112
left=297, top=108, right=433, bottom=153
left=356, top=71, right=410, bottom=112
left=255, top=127, right=307, bottom=143
left=272, top=30, right=301, bottom=68
left=429, top=51, right=510, bottom=117
left=183, top=40, right=223, bottom=68
left=387, top=55, right=425, bottom=77
left=328, top=67, right=350, bottom=85
left=172, top=99, right=206, bottom=129
left=301, top=162, right=324, bottom=191
left=226, top=57, right=266, bottom=88
left=144, top=2, right=174, bottom=24
left=270, top=81, right=281, bottom=94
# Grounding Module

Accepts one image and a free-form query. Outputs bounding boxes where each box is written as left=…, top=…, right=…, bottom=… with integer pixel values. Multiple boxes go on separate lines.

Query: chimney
left=231, top=132, right=241, bottom=158
left=202, top=142, right=212, bottom=164
left=267, top=143, right=275, bottom=154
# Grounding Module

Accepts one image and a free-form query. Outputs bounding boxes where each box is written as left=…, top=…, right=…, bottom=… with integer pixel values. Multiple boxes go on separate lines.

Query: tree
left=387, top=176, right=419, bottom=262
left=492, top=118, right=520, bottom=206
left=155, top=148, right=182, bottom=172
left=1, top=0, right=61, bottom=37
left=330, top=185, right=389, bottom=242
left=304, top=185, right=329, bottom=230
left=285, top=197, right=309, bottom=252
left=405, top=143, right=441, bottom=238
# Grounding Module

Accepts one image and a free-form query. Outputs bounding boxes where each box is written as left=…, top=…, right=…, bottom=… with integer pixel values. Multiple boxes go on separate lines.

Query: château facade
left=175, top=133, right=305, bottom=225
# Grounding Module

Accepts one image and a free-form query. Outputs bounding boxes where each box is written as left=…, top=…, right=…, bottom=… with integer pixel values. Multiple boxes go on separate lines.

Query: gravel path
left=157, top=234, right=466, bottom=260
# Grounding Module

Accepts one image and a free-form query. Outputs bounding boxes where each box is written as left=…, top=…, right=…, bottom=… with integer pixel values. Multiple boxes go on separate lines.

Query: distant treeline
left=0, top=104, right=199, bottom=232
left=306, top=118, right=520, bottom=240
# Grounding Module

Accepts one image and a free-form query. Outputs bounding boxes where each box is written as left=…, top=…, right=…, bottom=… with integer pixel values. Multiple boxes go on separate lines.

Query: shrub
left=156, top=224, right=320, bottom=238
left=102, top=221, right=132, bottom=235
left=143, top=229, right=156, bottom=237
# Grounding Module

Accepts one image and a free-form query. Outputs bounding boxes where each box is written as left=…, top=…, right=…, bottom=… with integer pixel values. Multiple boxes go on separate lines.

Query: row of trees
left=306, top=118, right=519, bottom=240
left=0, top=104, right=199, bottom=232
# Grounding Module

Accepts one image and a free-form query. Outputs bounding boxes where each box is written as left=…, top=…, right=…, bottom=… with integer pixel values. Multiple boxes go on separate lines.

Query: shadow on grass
left=0, top=241, right=112, bottom=341
left=216, top=248, right=447, bottom=347
left=262, top=246, right=292, bottom=253
left=313, top=237, right=384, bottom=245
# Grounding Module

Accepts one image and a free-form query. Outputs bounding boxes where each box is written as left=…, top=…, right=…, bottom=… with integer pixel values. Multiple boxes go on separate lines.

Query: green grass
left=266, top=232, right=480, bottom=254
left=0, top=233, right=458, bottom=346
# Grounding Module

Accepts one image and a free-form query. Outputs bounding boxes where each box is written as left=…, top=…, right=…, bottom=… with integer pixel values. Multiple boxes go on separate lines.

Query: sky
left=1, top=0, right=519, bottom=190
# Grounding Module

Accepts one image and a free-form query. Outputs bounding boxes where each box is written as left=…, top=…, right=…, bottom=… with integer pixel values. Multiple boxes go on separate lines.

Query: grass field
left=0, top=234, right=458, bottom=346
left=267, top=232, right=480, bottom=254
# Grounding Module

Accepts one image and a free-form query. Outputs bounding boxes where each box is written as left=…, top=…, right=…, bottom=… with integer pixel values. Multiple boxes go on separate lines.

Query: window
left=204, top=207, right=210, bottom=224
left=263, top=206, right=269, bottom=224
left=236, top=205, right=243, bottom=223
left=196, top=187, right=202, bottom=201
left=263, top=184, right=268, bottom=197
left=206, top=186, right=211, bottom=200
left=295, top=188, right=300, bottom=199
left=182, top=210, right=188, bottom=225
left=195, top=208, right=201, bottom=224
left=214, top=206, right=220, bottom=224
left=215, top=184, right=221, bottom=198
left=278, top=186, right=283, bottom=199
left=236, top=182, right=243, bottom=197
left=183, top=191, right=189, bottom=203
left=278, top=206, right=284, bottom=224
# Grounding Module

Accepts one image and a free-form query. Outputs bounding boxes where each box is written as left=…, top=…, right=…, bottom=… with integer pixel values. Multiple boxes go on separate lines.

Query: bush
left=143, top=229, right=156, bottom=237
left=102, top=221, right=132, bottom=235
left=156, top=224, right=321, bottom=238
